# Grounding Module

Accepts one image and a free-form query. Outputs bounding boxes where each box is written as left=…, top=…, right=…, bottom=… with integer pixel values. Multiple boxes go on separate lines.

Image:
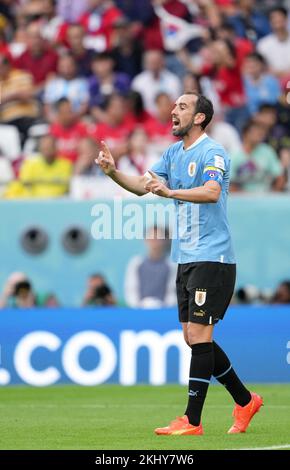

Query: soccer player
left=95, top=92, right=263, bottom=436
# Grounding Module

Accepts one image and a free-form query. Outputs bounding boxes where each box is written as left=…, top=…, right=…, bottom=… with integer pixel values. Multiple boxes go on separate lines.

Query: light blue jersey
left=151, top=134, right=235, bottom=264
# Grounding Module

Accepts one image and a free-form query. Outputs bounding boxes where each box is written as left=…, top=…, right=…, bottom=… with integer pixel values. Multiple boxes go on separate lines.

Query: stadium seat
left=0, top=125, right=21, bottom=161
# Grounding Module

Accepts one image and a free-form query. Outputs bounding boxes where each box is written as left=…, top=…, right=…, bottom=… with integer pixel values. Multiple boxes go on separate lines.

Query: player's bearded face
left=171, top=98, right=198, bottom=137
left=172, top=115, right=196, bottom=137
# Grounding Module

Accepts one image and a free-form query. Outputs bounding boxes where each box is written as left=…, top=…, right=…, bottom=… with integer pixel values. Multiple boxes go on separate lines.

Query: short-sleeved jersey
left=150, top=134, right=235, bottom=264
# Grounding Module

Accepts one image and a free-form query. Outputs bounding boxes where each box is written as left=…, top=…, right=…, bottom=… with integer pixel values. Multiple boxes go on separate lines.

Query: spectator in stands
left=92, top=93, right=135, bottom=161
left=127, top=90, right=153, bottom=126
left=111, top=16, right=143, bottom=79
left=40, top=0, right=66, bottom=44
left=243, top=52, right=281, bottom=115
left=226, top=0, right=270, bottom=42
left=74, top=137, right=100, bottom=176
left=57, top=0, right=89, bottom=23
left=253, top=104, right=289, bottom=155
left=182, top=69, right=221, bottom=114
left=179, top=38, right=249, bottom=131
left=215, top=21, right=254, bottom=64
left=82, top=273, right=117, bottom=306
left=71, top=137, right=108, bottom=198
left=43, top=53, right=89, bottom=120
left=115, top=0, right=154, bottom=26
left=0, top=24, right=12, bottom=59
left=234, top=284, right=261, bottom=305
left=230, top=120, right=285, bottom=193
left=275, top=88, right=290, bottom=150
left=6, top=134, right=72, bottom=198
left=0, top=52, right=38, bottom=145
left=17, top=1, right=63, bottom=46
left=124, top=225, right=176, bottom=308
left=142, top=0, right=191, bottom=51
left=0, top=272, right=36, bottom=308
left=88, top=51, right=131, bottom=120
left=144, top=92, right=177, bottom=157
left=209, top=38, right=250, bottom=132
left=0, top=145, right=14, bottom=197
left=257, top=7, right=290, bottom=80
left=207, top=112, right=242, bottom=155
left=132, top=49, right=182, bottom=115
left=14, top=21, right=58, bottom=94
left=0, top=1, right=14, bottom=27
left=0, top=271, right=59, bottom=308
left=79, top=0, right=123, bottom=51
left=271, top=281, right=290, bottom=304
left=50, top=98, right=89, bottom=163
left=66, top=23, right=95, bottom=77
left=118, top=127, right=159, bottom=175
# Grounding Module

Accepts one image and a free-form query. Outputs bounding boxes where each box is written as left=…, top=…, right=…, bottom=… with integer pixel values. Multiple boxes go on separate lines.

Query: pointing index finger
left=101, top=141, right=111, bottom=155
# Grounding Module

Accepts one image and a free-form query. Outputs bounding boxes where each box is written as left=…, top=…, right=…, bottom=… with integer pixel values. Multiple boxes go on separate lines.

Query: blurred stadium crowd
left=0, top=0, right=290, bottom=198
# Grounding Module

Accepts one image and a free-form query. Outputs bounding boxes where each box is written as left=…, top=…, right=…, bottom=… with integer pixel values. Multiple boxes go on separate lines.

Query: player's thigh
left=187, top=262, right=236, bottom=326
left=176, top=264, right=189, bottom=324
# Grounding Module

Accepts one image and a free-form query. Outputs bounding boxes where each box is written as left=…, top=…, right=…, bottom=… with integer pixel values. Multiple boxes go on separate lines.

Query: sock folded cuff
left=191, top=342, right=213, bottom=355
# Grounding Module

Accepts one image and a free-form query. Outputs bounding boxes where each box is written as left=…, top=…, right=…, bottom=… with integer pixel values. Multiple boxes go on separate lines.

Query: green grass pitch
left=0, top=384, right=289, bottom=450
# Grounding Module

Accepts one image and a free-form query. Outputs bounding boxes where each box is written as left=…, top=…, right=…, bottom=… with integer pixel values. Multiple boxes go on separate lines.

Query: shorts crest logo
left=188, top=162, right=196, bottom=177
left=195, top=289, right=206, bottom=306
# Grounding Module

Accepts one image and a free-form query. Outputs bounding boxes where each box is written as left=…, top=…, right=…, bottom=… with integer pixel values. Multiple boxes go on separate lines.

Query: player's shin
left=213, top=341, right=251, bottom=406
left=185, top=342, right=214, bottom=426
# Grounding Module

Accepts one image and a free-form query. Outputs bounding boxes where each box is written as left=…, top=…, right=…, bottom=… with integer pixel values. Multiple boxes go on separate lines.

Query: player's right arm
left=95, top=141, right=151, bottom=196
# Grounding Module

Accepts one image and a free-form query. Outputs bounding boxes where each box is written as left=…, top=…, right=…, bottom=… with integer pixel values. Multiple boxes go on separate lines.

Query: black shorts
left=176, top=262, right=236, bottom=325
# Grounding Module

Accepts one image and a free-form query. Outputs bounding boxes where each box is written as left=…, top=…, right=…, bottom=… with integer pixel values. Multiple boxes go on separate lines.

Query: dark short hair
left=92, top=51, right=114, bottom=62
left=269, top=6, right=288, bottom=17
left=246, top=52, right=267, bottom=65
left=280, top=280, right=290, bottom=291
left=103, top=92, right=125, bottom=110
left=55, top=97, right=70, bottom=109
left=241, top=119, right=265, bottom=136
left=0, top=53, right=10, bottom=65
left=155, top=91, right=172, bottom=104
left=185, top=92, right=214, bottom=129
left=146, top=224, right=170, bottom=239
left=258, top=103, right=277, bottom=113
left=219, top=21, right=235, bottom=33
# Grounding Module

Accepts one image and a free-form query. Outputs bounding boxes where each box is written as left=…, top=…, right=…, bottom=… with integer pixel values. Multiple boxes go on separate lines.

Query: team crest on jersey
left=195, top=289, right=207, bottom=306
left=188, top=162, right=196, bottom=177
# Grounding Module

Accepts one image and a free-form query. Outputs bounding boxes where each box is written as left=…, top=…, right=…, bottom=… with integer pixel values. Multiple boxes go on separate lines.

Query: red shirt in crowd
left=79, top=4, right=123, bottom=50
left=91, top=116, right=135, bottom=150
left=202, top=59, right=246, bottom=108
left=214, top=63, right=246, bottom=107
left=15, top=46, right=58, bottom=85
left=143, top=0, right=190, bottom=50
left=144, top=117, right=176, bottom=143
left=50, top=121, right=89, bottom=163
left=0, top=43, right=12, bottom=61
left=235, top=37, right=254, bottom=64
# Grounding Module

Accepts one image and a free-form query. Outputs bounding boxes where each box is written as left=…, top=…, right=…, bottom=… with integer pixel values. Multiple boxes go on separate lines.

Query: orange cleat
left=154, top=415, right=203, bottom=436
left=228, top=392, right=263, bottom=434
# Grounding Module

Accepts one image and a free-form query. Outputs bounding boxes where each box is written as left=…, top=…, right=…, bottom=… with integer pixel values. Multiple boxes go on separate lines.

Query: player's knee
left=183, top=331, right=190, bottom=347
left=181, top=323, right=190, bottom=346
left=187, top=322, right=211, bottom=345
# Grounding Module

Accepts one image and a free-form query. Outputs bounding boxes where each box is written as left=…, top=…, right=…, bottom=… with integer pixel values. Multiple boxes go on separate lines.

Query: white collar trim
left=185, top=133, right=208, bottom=151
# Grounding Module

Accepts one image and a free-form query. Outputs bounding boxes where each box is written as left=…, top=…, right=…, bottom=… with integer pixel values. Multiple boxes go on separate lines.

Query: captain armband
left=202, top=166, right=223, bottom=185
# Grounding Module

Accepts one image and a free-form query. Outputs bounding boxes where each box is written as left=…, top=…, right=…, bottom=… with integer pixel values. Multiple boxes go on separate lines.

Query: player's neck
left=183, top=129, right=206, bottom=150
